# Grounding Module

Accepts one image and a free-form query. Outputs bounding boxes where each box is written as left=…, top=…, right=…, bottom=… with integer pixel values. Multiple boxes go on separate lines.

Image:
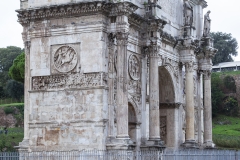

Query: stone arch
left=128, top=97, right=141, bottom=122
left=159, top=66, right=176, bottom=103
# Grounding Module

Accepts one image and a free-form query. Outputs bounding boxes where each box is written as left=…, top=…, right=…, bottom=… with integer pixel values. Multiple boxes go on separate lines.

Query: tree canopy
left=6, top=80, right=24, bottom=101
left=9, top=52, right=25, bottom=83
left=0, top=46, right=23, bottom=98
left=211, top=32, right=238, bottom=65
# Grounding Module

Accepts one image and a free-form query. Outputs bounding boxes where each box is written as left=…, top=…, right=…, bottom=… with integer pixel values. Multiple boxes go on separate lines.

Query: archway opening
left=128, top=102, right=137, bottom=143
left=158, top=66, right=176, bottom=147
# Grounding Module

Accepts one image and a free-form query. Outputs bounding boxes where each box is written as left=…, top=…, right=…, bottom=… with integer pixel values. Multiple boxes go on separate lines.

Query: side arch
left=159, top=65, right=176, bottom=103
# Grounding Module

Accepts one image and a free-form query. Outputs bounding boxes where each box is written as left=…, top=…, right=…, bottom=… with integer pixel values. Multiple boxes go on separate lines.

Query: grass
left=212, top=114, right=240, bottom=149
left=0, top=127, right=24, bottom=152
left=212, top=114, right=240, bottom=136
left=0, top=98, right=24, bottom=106
left=0, top=103, right=24, bottom=108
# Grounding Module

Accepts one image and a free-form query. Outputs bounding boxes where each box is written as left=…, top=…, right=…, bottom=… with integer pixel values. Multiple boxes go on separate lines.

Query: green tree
left=6, top=80, right=24, bottom=101
left=211, top=73, right=224, bottom=116
left=211, top=32, right=238, bottom=65
left=9, top=53, right=25, bottom=83
left=223, top=97, right=239, bottom=117
left=0, top=46, right=23, bottom=97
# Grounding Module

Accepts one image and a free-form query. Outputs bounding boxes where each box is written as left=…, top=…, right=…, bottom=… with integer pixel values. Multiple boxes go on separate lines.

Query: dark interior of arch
left=158, top=66, right=175, bottom=103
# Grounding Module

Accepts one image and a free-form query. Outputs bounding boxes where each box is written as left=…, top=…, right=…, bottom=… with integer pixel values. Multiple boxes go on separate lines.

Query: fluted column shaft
left=149, top=45, right=161, bottom=141
left=108, top=34, right=115, bottom=138
left=203, top=70, right=213, bottom=145
left=185, top=62, right=195, bottom=141
left=116, top=32, right=129, bottom=138
left=23, top=41, right=30, bottom=142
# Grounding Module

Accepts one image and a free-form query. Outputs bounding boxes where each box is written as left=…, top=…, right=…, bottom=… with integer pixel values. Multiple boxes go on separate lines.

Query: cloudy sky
left=0, top=0, right=240, bottom=60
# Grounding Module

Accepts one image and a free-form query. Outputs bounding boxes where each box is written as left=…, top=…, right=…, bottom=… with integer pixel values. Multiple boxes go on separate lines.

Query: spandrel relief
left=129, top=54, right=140, bottom=81
left=51, top=43, right=80, bottom=74
left=54, top=46, right=78, bottom=73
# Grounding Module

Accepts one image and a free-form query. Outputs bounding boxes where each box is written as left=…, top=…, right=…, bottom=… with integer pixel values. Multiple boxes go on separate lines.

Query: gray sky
left=0, top=0, right=240, bottom=60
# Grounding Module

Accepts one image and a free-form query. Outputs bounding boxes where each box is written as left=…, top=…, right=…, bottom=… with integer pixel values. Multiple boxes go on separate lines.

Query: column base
left=203, top=141, right=215, bottom=148
left=141, top=139, right=165, bottom=150
left=17, top=139, right=29, bottom=151
left=181, top=140, right=199, bottom=149
left=106, top=137, right=136, bottom=150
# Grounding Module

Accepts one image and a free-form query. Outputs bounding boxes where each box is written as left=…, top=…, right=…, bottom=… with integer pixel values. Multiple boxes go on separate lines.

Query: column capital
left=116, top=32, right=129, bottom=45
left=148, top=19, right=166, bottom=32
left=24, top=41, right=31, bottom=49
left=185, top=61, right=194, bottom=73
left=148, top=45, right=160, bottom=58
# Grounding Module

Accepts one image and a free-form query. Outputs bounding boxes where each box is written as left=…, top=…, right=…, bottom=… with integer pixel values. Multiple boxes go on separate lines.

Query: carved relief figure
left=54, top=46, right=78, bottom=73
left=32, top=73, right=107, bottom=90
left=160, top=116, right=167, bottom=143
left=129, top=54, right=140, bottom=80
left=184, top=0, right=193, bottom=26
left=203, top=11, right=211, bottom=37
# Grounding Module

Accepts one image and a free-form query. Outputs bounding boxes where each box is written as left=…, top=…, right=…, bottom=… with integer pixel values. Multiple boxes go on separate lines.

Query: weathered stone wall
left=28, top=89, right=107, bottom=151
left=25, top=13, right=109, bottom=151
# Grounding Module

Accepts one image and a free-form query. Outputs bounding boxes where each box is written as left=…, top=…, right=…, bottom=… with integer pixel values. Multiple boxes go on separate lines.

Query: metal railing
left=0, top=149, right=240, bottom=160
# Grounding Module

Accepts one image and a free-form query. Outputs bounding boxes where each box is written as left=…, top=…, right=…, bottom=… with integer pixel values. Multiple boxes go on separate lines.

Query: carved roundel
left=54, top=45, right=78, bottom=73
left=128, top=54, right=140, bottom=80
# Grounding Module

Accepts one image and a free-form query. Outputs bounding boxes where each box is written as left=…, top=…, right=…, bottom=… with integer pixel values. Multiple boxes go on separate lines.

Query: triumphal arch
left=17, top=0, right=217, bottom=151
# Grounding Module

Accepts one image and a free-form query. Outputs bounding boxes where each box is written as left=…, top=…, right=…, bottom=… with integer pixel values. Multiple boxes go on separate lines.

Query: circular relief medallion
left=128, top=54, right=140, bottom=80
left=54, top=45, right=78, bottom=73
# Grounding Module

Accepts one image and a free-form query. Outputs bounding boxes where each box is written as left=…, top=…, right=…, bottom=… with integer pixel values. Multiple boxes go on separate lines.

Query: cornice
left=190, top=0, right=208, bottom=8
left=16, top=1, right=138, bottom=25
left=128, top=13, right=146, bottom=30
left=107, top=2, right=138, bottom=17
left=161, top=31, right=177, bottom=47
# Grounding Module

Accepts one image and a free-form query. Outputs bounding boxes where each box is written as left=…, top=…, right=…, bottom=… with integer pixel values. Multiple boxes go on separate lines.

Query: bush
left=223, top=76, right=236, bottom=93
left=3, top=106, right=14, bottom=115
left=213, top=134, right=240, bottom=149
left=0, top=131, right=23, bottom=152
left=223, top=97, right=239, bottom=117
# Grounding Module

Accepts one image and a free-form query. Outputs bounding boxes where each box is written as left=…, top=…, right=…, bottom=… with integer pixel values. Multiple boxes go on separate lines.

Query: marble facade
left=17, top=0, right=217, bottom=151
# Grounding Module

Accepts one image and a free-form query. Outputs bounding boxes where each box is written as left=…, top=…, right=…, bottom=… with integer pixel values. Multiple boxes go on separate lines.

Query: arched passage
left=159, top=66, right=175, bottom=103
left=159, top=66, right=179, bottom=148
left=128, top=102, right=137, bottom=143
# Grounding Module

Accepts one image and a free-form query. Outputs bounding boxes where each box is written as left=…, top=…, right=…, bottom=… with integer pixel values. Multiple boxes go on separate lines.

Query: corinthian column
left=116, top=32, right=129, bottom=139
left=19, top=40, right=31, bottom=148
left=149, top=44, right=161, bottom=141
left=107, top=33, right=115, bottom=138
left=203, top=70, right=215, bottom=148
left=183, top=61, right=198, bottom=147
